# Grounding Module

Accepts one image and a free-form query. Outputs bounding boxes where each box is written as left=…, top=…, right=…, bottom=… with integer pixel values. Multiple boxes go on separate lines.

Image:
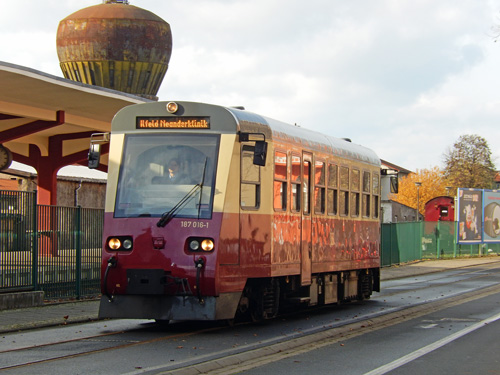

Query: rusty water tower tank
left=56, top=0, right=172, bottom=100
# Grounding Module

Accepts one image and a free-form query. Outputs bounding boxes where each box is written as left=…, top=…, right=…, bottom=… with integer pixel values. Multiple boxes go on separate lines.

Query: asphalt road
left=0, top=261, right=499, bottom=375
left=235, top=285, right=500, bottom=375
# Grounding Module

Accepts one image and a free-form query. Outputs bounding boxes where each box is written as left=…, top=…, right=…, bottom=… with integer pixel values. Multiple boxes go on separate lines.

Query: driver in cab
left=152, top=159, right=190, bottom=184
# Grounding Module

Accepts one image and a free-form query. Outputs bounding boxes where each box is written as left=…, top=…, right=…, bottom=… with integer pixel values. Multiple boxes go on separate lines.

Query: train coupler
left=194, top=257, right=205, bottom=305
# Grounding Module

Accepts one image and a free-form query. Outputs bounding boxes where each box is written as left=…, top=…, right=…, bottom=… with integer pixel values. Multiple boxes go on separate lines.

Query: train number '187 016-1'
left=181, top=221, right=209, bottom=229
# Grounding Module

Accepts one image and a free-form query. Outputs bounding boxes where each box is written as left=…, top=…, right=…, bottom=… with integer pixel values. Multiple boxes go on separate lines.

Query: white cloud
left=0, top=0, right=499, bottom=172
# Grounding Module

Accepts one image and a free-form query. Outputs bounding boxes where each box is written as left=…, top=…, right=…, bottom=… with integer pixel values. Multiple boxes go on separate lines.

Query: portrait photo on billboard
left=457, top=188, right=483, bottom=244
left=483, top=190, right=500, bottom=243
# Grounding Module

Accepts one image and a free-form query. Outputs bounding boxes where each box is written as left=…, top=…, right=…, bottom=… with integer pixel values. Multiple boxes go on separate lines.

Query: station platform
left=1, top=257, right=499, bottom=334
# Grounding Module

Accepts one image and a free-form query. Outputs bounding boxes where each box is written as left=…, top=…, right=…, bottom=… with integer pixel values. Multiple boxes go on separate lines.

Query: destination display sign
left=136, top=117, right=210, bottom=129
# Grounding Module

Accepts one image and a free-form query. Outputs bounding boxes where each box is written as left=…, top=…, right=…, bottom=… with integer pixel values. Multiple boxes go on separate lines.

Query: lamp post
left=415, top=182, right=422, bottom=221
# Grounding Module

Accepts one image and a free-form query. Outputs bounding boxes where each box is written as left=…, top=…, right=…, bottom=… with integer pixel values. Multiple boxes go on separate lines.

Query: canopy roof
left=0, top=61, right=149, bottom=164
left=0, top=61, right=151, bottom=204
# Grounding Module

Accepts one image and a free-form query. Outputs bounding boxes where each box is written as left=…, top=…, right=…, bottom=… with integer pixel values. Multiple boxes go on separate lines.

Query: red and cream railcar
left=93, top=101, right=381, bottom=322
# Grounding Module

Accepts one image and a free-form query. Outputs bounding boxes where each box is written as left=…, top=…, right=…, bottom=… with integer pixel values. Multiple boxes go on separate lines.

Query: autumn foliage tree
left=390, top=167, right=452, bottom=215
left=389, top=134, right=496, bottom=218
left=443, top=134, right=496, bottom=190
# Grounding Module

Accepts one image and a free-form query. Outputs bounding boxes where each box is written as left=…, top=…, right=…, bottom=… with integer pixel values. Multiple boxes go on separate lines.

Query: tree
left=443, top=134, right=496, bottom=190
left=390, top=167, right=452, bottom=215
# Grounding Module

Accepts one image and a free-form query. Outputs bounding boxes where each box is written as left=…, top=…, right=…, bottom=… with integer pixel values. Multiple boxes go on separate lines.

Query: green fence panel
left=398, top=222, right=422, bottom=263
left=421, top=221, right=457, bottom=258
left=381, top=224, right=396, bottom=266
left=1, top=189, right=103, bottom=300
left=381, top=222, right=422, bottom=265
left=0, top=190, right=36, bottom=291
left=382, top=220, right=499, bottom=266
left=36, top=205, right=103, bottom=299
left=79, top=207, right=102, bottom=297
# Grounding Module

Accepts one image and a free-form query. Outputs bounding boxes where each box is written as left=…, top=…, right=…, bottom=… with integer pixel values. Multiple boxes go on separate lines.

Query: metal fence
left=0, top=190, right=103, bottom=300
left=381, top=221, right=500, bottom=266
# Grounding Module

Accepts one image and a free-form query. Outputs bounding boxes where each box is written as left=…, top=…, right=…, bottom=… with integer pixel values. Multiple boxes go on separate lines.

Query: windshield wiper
left=197, top=157, right=208, bottom=220
left=156, top=184, right=201, bottom=227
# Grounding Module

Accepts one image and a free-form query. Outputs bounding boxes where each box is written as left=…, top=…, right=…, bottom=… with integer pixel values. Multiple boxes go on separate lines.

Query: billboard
left=457, top=189, right=482, bottom=244
left=483, top=190, right=500, bottom=242
left=457, top=188, right=500, bottom=244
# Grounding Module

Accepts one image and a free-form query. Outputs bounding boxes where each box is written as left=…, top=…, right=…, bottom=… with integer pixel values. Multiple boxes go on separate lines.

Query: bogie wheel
left=249, top=279, right=280, bottom=322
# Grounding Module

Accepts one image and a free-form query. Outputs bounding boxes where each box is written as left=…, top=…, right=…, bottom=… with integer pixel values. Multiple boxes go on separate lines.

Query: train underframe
left=98, top=267, right=380, bottom=323
left=237, top=267, right=380, bottom=321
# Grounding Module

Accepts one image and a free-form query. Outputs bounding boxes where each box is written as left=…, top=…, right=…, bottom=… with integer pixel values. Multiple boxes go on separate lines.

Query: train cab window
left=241, top=146, right=260, bottom=209
left=327, top=163, right=338, bottom=216
left=351, top=169, right=360, bottom=217
left=372, top=173, right=380, bottom=219
left=114, top=134, right=218, bottom=219
left=362, top=171, right=371, bottom=218
left=291, top=154, right=301, bottom=212
left=339, top=166, right=349, bottom=216
left=274, top=151, right=287, bottom=211
left=314, top=160, right=325, bottom=214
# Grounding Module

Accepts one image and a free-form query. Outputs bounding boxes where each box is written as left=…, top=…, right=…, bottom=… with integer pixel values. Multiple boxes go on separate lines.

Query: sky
left=1, top=0, right=500, bottom=177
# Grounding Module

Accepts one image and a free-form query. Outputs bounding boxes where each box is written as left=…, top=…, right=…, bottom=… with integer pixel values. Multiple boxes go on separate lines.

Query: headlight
left=189, top=240, right=200, bottom=251
left=106, top=236, right=133, bottom=251
left=201, top=239, right=214, bottom=251
left=108, top=238, right=121, bottom=250
left=122, top=239, right=133, bottom=250
left=187, top=237, right=215, bottom=252
left=166, top=102, right=179, bottom=113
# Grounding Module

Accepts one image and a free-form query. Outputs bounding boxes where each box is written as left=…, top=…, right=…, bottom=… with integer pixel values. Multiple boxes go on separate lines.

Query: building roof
left=381, top=159, right=413, bottom=175
left=0, top=61, right=150, bottom=168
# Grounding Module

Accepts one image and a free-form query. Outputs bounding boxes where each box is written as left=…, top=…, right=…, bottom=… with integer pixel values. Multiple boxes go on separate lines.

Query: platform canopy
left=0, top=61, right=150, bottom=204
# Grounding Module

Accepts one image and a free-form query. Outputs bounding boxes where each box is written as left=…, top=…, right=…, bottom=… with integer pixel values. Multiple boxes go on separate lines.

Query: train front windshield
left=114, top=134, right=219, bottom=219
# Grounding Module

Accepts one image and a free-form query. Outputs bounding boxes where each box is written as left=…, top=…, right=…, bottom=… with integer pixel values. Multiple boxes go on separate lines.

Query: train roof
left=226, top=106, right=380, bottom=167
left=112, top=101, right=380, bottom=167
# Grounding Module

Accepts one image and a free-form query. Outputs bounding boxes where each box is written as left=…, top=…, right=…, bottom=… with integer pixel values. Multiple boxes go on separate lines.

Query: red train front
left=94, top=101, right=381, bottom=322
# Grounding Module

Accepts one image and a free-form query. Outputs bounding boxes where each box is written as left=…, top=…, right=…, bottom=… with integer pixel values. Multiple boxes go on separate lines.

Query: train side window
left=274, top=151, right=287, bottom=211
left=339, top=166, right=349, bottom=216
left=372, top=173, right=380, bottom=219
left=362, top=171, right=371, bottom=218
left=314, top=160, right=325, bottom=214
left=241, top=146, right=260, bottom=209
left=327, top=163, right=338, bottom=216
left=351, top=169, right=360, bottom=217
left=303, top=160, right=311, bottom=215
left=291, top=154, right=301, bottom=212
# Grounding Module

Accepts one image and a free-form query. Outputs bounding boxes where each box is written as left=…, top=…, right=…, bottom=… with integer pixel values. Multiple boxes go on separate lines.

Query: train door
left=301, top=152, right=312, bottom=286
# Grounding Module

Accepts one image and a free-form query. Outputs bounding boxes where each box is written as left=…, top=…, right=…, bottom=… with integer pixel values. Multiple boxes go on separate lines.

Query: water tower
left=56, top=0, right=172, bottom=100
